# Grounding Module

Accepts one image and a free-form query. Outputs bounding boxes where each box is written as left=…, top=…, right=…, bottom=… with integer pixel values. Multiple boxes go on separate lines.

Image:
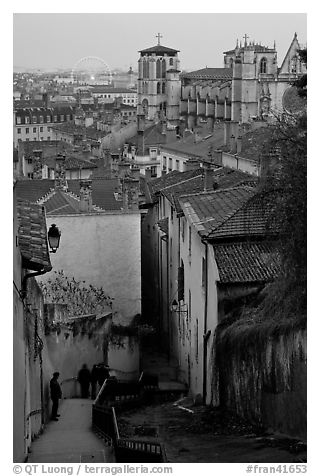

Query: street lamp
left=170, top=299, right=188, bottom=316
left=48, top=224, right=61, bottom=253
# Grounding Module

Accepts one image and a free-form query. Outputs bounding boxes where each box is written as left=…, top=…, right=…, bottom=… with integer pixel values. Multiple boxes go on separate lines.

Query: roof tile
left=17, top=199, right=52, bottom=272
left=214, top=241, right=280, bottom=284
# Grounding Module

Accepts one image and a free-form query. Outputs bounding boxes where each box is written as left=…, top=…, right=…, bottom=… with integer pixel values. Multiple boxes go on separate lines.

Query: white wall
left=40, top=212, right=141, bottom=324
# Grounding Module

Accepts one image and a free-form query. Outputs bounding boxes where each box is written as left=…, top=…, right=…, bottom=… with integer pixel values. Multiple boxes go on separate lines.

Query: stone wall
left=212, top=327, right=306, bottom=440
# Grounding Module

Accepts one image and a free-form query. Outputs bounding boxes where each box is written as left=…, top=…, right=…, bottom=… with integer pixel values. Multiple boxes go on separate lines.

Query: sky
left=13, top=13, right=307, bottom=72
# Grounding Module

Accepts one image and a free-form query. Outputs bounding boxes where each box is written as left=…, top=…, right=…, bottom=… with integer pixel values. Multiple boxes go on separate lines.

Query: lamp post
left=48, top=224, right=61, bottom=253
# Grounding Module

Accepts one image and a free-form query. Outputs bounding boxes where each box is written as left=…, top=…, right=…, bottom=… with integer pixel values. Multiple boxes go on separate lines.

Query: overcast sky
left=13, top=13, right=307, bottom=72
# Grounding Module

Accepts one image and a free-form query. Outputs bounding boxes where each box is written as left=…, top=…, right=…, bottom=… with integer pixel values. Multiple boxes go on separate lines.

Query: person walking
left=77, top=364, right=91, bottom=398
left=50, top=372, right=62, bottom=421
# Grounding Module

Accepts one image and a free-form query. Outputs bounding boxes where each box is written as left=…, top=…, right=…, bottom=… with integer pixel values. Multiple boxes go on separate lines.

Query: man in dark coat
left=50, top=372, right=62, bottom=421
left=78, top=364, right=91, bottom=398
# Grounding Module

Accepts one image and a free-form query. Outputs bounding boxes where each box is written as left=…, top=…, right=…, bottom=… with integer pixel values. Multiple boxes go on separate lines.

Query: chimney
left=194, top=131, right=202, bottom=143
left=203, top=162, right=218, bottom=192
left=32, top=149, right=43, bottom=180
left=122, top=177, right=140, bottom=211
left=236, top=135, right=242, bottom=154
left=79, top=179, right=93, bottom=213
left=185, top=158, right=200, bottom=171
left=137, top=113, right=145, bottom=133
left=42, top=93, right=48, bottom=108
left=230, top=134, right=236, bottom=153
left=123, top=143, right=129, bottom=159
left=224, top=121, right=231, bottom=147
left=213, top=149, right=223, bottom=165
left=145, top=168, right=152, bottom=180
left=137, top=113, right=145, bottom=156
left=130, top=166, right=140, bottom=181
left=118, top=161, right=131, bottom=179
left=55, top=153, right=68, bottom=190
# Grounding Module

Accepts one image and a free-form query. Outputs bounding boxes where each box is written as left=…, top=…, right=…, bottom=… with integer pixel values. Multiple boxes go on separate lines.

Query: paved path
left=28, top=399, right=114, bottom=463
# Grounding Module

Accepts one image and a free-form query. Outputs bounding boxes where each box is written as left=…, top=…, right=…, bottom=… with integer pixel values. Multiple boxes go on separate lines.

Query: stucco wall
left=40, top=212, right=141, bottom=325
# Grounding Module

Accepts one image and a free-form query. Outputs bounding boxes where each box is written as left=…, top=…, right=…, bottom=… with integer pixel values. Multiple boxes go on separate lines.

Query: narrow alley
left=27, top=399, right=114, bottom=463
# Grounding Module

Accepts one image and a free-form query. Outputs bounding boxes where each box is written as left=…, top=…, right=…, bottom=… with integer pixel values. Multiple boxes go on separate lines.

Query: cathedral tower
left=137, top=34, right=181, bottom=124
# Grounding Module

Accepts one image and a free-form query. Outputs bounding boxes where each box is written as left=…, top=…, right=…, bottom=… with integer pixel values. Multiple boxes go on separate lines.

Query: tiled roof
left=129, top=123, right=169, bottom=152
left=15, top=179, right=55, bottom=203
left=15, top=178, right=123, bottom=212
left=49, top=122, right=106, bottom=141
left=182, top=68, right=232, bottom=80
left=68, top=179, right=123, bottom=211
left=236, top=126, right=278, bottom=162
left=17, top=199, right=52, bottom=272
left=41, top=190, right=84, bottom=215
left=162, top=168, right=257, bottom=213
left=156, top=217, right=169, bottom=235
left=214, top=241, right=280, bottom=284
left=139, top=45, right=179, bottom=55
left=44, top=155, right=97, bottom=170
left=147, top=169, right=202, bottom=201
left=21, top=140, right=73, bottom=159
left=179, top=187, right=255, bottom=238
left=160, top=126, right=225, bottom=158
left=207, top=191, right=278, bottom=240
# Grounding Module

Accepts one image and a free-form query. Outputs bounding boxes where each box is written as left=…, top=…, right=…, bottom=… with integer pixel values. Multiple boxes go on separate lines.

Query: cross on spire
left=156, top=33, right=163, bottom=45
left=243, top=33, right=249, bottom=46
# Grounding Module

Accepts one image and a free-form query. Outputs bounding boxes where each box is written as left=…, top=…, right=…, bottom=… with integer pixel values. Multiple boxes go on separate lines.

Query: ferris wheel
left=71, top=56, right=112, bottom=85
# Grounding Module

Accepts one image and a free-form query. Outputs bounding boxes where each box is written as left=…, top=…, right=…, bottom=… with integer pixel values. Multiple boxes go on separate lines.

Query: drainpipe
left=21, top=269, right=48, bottom=299
left=202, top=241, right=210, bottom=404
left=166, top=237, right=170, bottom=361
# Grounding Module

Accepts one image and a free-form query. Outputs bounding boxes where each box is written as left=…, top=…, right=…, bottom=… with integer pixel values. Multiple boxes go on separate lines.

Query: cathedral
left=180, top=33, right=306, bottom=133
left=137, top=33, right=181, bottom=124
left=137, top=33, right=306, bottom=136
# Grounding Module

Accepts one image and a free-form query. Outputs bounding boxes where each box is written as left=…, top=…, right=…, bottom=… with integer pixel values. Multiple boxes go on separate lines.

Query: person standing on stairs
left=50, top=372, right=62, bottom=421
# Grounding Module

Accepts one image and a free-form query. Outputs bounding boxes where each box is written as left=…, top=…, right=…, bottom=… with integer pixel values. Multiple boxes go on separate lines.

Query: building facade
left=180, top=33, right=306, bottom=135
left=137, top=37, right=181, bottom=124
left=13, top=106, right=74, bottom=147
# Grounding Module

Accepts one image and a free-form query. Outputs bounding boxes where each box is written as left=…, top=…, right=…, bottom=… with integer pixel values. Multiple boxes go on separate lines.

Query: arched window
left=156, top=59, right=161, bottom=78
left=142, top=99, right=148, bottom=116
left=230, top=58, right=233, bottom=69
left=162, top=59, right=166, bottom=78
left=157, top=82, right=161, bottom=94
left=260, top=57, right=267, bottom=74
left=291, top=55, right=298, bottom=74
left=162, top=82, right=165, bottom=94
left=143, top=60, right=149, bottom=78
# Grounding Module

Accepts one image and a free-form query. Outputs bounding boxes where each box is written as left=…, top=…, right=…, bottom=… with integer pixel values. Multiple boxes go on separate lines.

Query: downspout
left=166, top=237, right=170, bottom=360
left=21, top=269, right=47, bottom=299
left=202, top=241, right=210, bottom=404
